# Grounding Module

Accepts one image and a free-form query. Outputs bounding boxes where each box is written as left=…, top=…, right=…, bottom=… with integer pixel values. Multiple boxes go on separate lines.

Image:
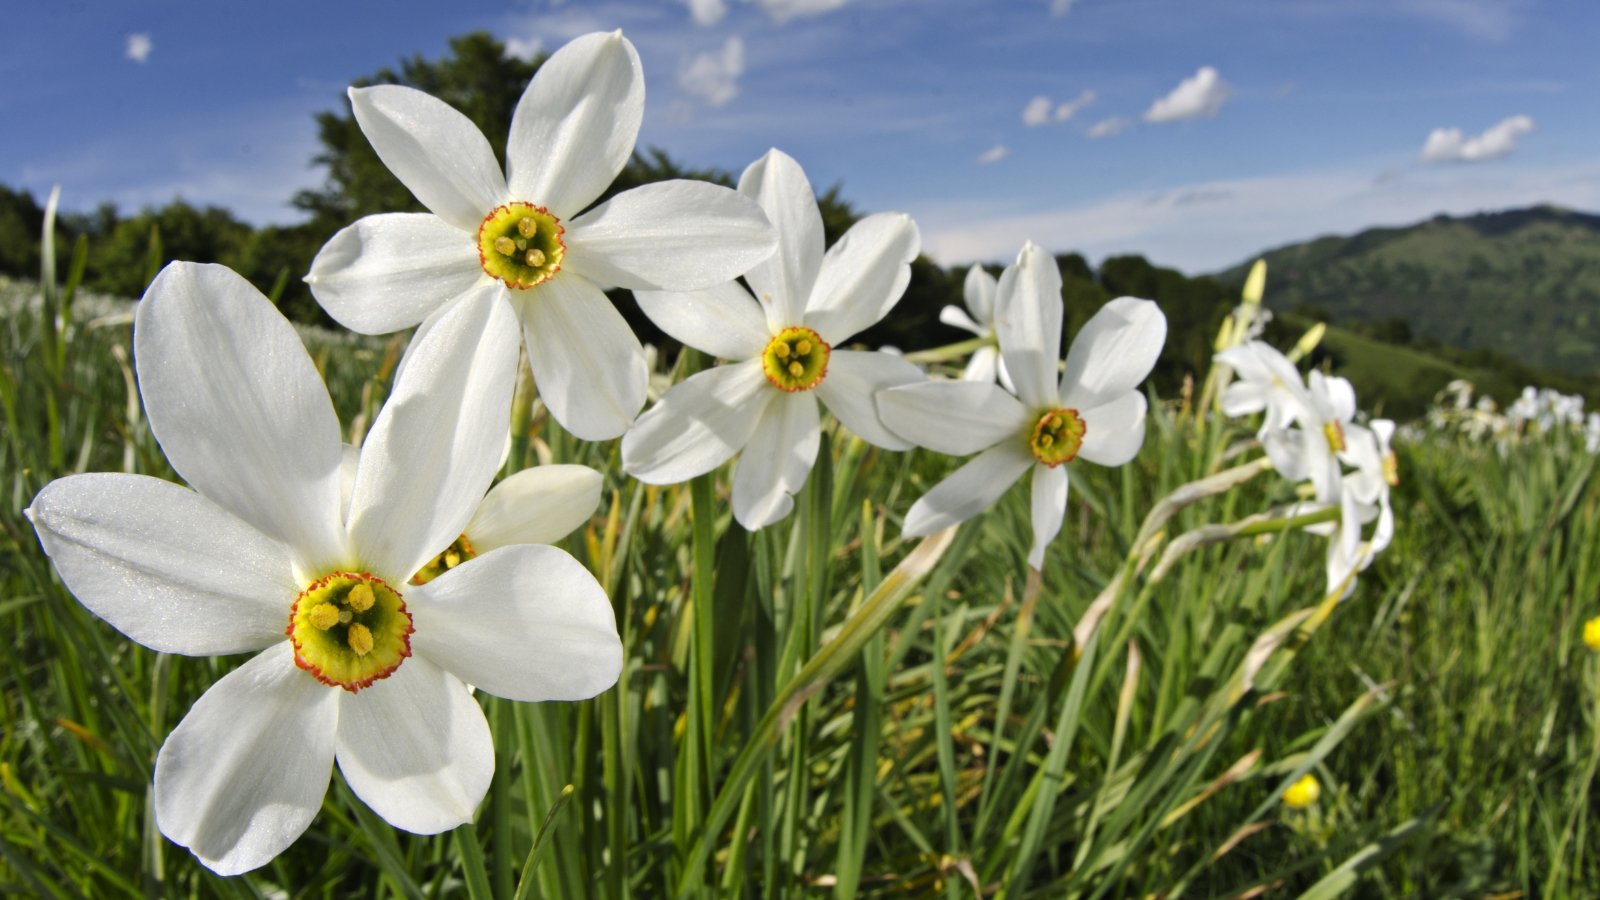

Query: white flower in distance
left=622, top=149, right=923, bottom=530
left=939, top=264, right=1011, bottom=385
left=878, top=242, right=1167, bottom=569
left=306, top=31, right=777, bottom=441
left=1216, top=340, right=1309, bottom=437
left=1322, top=419, right=1397, bottom=597
left=26, top=263, right=622, bottom=875
left=1260, top=370, right=1356, bottom=504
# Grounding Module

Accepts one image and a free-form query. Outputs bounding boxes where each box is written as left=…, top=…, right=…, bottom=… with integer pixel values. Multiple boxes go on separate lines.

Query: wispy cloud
left=504, top=35, right=543, bottom=61
left=1419, top=114, right=1533, bottom=163
left=759, top=0, right=852, bottom=24
left=680, top=36, right=746, bottom=107
left=686, top=0, right=728, bottom=26
left=976, top=144, right=1011, bottom=165
left=915, top=159, right=1600, bottom=273
left=1086, top=116, right=1132, bottom=139
left=1144, top=66, right=1231, bottom=122
left=1023, top=90, right=1096, bottom=127
left=1397, top=0, right=1521, bottom=41
left=125, top=33, right=152, bottom=64
left=1050, top=0, right=1078, bottom=16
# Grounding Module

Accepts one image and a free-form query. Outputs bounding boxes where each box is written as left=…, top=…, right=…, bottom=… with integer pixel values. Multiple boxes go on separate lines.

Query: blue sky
left=4, top=0, right=1595, bottom=273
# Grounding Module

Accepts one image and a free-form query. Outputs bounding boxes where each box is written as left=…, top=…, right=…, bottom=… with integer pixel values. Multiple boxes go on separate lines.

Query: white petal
left=467, top=465, right=604, bottom=552
left=964, top=264, right=998, bottom=325
left=622, top=361, right=772, bottom=484
left=815, top=349, right=926, bottom=450
left=335, top=658, right=492, bottom=834
left=512, top=274, right=648, bottom=441
left=740, top=149, right=824, bottom=329
left=348, top=287, right=519, bottom=583
left=135, top=263, right=345, bottom=573
left=634, top=281, right=769, bottom=360
left=1263, top=429, right=1312, bottom=482
left=939, top=305, right=985, bottom=336
left=1028, top=463, right=1069, bottom=570
left=348, top=85, right=507, bottom=233
left=563, top=180, right=776, bottom=291
left=803, top=213, right=920, bottom=344
left=1059, top=296, right=1167, bottom=412
left=410, top=544, right=622, bottom=700
left=305, top=214, right=481, bottom=334
left=732, top=392, right=821, bottom=530
left=27, top=474, right=296, bottom=655
left=154, top=643, right=338, bottom=876
left=994, top=242, right=1064, bottom=410
left=1075, top=392, right=1148, bottom=467
left=339, top=444, right=359, bottom=525
left=875, top=380, right=1027, bottom=456
left=506, top=31, right=643, bottom=218
left=1219, top=381, right=1268, bottom=418
left=962, top=345, right=1001, bottom=383
left=901, top=442, right=1034, bottom=537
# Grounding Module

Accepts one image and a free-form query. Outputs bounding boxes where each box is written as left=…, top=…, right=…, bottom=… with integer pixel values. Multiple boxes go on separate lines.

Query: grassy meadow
left=3, top=268, right=1599, bottom=899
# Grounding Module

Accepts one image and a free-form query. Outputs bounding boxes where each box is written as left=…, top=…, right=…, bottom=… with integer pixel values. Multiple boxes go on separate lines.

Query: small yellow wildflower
left=1583, top=615, right=1600, bottom=652
left=1283, top=774, right=1321, bottom=809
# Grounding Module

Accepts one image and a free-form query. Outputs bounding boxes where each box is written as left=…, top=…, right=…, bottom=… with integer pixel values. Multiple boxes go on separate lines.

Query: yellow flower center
left=761, top=326, right=830, bottom=392
left=1282, top=773, right=1321, bottom=809
left=287, top=571, right=413, bottom=693
left=412, top=533, right=477, bottom=586
left=1382, top=451, right=1399, bottom=487
left=1028, top=408, right=1086, bottom=467
left=1323, top=420, right=1346, bottom=453
left=476, top=202, right=565, bottom=290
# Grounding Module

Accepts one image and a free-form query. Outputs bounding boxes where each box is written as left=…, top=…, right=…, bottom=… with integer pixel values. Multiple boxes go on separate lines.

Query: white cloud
left=1050, top=0, right=1077, bottom=15
left=1087, top=116, right=1131, bottom=139
left=1054, top=89, right=1096, bottom=122
left=913, top=160, right=1600, bottom=274
left=1144, top=66, right=1231, bottom=123
left=759, top=0, right=852, bottom=24
left=1419, top=115, right=1534, bottom=163
left=1023, top=90, right=1095, bottom=127
left=686, top=0, right=728, bottom=26
left=125, top=33, right=152, bottom=64
left=1399, top=0, right=1519, bottom=41
left=976, top=144, right=1011, bottom=165
left=1022, top=96, right=1053, bottom=127
left=504, top=35, right=544, bottom=61
left=680, top=36, right=746, bottom=107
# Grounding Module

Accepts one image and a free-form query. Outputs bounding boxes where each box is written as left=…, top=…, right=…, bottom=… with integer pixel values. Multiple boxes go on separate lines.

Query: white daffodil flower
left=1215, top=339, right=1310, bottom=437
left=621, top=149, right=923, bottom=530
left=877, top=242, right=1167, bottom=570
left=1260, top=370, right=1357, bottom=504
left=939, top=264, right=1010, bottom=385
left=1314, top=420, right=1396, bottom=598
left=26, top=263, right=622, bottom=875
left=306, top=31, right=777, bottom=441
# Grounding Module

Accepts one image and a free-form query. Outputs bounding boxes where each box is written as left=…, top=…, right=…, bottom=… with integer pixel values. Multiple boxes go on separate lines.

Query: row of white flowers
left=24, top=28, right=1385, bottom=875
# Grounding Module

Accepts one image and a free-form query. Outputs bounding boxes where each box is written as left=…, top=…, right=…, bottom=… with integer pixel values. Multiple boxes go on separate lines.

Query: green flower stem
left=901, top=336, right=993, bottom=365
left=673, top=526, right=958, bottom=898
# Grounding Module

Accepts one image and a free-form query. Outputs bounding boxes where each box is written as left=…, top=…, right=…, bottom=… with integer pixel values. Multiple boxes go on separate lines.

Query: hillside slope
left=1218, top=206, right=1600, bottom=374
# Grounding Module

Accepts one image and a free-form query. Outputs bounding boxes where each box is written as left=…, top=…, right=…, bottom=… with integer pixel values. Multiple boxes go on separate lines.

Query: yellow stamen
left=1323, top=420, right=1346, bottom=453
left=525, top=248, right=545, bottom=267
left=338, top=608, right=352, bottom=624
left=517, top=217, right=537, bottom=237
left=477, top=203, right=566, bottom=290
left=1028, top=407, right=1087, bottom=467
left=760, top=326, right=830, bottom=392
left=346, top=583, right=375, bottom=613
left=308, top=603, right=340, bottom=630
left=494, top=236, right=517, bottom=257
left=347, top=623, right=374, bottom=656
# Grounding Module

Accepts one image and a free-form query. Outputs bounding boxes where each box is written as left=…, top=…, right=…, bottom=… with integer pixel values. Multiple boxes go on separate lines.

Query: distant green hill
left=1217, top=206, right=1600, bottom=375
